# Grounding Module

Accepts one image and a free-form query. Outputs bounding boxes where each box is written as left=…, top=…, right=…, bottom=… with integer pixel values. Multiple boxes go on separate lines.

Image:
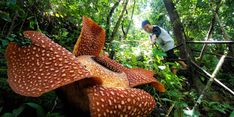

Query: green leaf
left=25, top=102, right=45, bottom=117
left=230, top=110, right=234, bottom=117
left=178, top=102, right=188, bottom=108
left=62, top=31, right=68, bottom=37
left=0, top=11, right=12, bottom=22
left=12, top=105, right=25, bottom=117
left=29, top=21, right=35, bottom=29
left=1, top=39, right=9, bottom=47
left=15, top=37, right=32, bottom=46
left=6, top=37, right=14, bottom=41
left=6, top=34, right=16, bottom=41
left=152, top=48, right=166, bottom=57
left=6, top=0, right=17, bottom=9
left=161, top=98, right=173, bottom=102
left=7, top=0, right=16, bottom=5
left=2, top=113, right=14, bottom=117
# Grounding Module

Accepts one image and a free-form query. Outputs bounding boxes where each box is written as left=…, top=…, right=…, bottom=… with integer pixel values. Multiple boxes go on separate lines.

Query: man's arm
left=150, top=34, right=157, bottom=45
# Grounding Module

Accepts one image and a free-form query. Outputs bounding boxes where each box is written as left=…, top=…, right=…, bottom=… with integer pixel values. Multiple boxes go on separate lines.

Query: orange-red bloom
left=6, top=16, right=165, bottom=116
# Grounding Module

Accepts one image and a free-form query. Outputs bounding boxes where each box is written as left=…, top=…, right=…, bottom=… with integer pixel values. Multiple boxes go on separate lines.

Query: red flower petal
left=73, top=16, right=105, bottom=56
left=129, top=68, right=165, bottom=92
left=88, top=86, right=156, bottom=117
left=6, top=31, right=91, bottom=97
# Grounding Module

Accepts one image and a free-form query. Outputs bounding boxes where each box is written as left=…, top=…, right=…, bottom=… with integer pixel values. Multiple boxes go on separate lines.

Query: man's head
left=142, top=20, right=153, bottom=33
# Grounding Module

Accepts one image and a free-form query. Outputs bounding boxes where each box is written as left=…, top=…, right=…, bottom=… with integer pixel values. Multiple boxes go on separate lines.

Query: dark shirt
left=152, top=26, right=161, bottom=38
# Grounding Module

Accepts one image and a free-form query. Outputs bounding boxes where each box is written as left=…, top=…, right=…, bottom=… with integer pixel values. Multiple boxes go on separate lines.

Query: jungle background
left=0, top=0, right=234, bottom=116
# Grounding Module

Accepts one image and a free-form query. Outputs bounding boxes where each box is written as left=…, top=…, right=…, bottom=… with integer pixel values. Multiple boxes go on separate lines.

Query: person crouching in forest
left=142, top=20, right=188, bottom=74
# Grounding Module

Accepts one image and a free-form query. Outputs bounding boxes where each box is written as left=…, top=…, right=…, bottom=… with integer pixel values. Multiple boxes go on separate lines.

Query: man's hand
left=150, top=34, right=157, bottom=45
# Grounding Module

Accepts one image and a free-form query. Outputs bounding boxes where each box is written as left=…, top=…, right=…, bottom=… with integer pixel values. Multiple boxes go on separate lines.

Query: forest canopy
left=0, top=0, right=233, bottom=116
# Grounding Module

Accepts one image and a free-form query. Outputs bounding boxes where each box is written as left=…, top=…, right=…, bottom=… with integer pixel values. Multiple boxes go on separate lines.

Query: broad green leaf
left=178, top=102, right=188, bottom=108
left=12, top=105, right=25, bottom=117
left=7, top=0, right=16, bottom=5
left=152, top=48, right=166, bottom=57
left=6, top=34, right=16, bottom=41
left=25, top=102, right=46, bottom=117
left=230, top=110, right=234, bottom=117
left=2, top=113, right=14, bottom=117
left=29, top=21, right=35, bottom=29
left=1, top=39, right=9, bottom=47
left=6, top=0, right=17, bottom=9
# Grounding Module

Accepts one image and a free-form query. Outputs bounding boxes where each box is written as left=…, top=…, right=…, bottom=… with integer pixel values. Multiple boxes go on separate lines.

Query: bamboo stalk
left=165, top=103, right=175, bottom=117
left=191, top=60, right=234, bottom=96
left=50, top=96, right=58, bottom=113
left=191, top=49, right=234, bottom=59
left=186, top=41, right=234, bottom=44
left=214, top=79, right=234, bottom=95
left=192, top=53, right=227, bottom=111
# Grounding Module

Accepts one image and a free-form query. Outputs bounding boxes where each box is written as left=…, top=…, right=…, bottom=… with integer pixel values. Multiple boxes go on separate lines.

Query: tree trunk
left=123, top=0, right=136, bottom=40
left=162, top=0, right=189, bottom=60
left=108, top=0, right=129, bottom=58
left=163, top=0, right=204, bottom=92
left=109, top=0, right=129, bottom=44
left=163, top=0, right=226, bottom=102
left=105, top=0, right=120, bottom=46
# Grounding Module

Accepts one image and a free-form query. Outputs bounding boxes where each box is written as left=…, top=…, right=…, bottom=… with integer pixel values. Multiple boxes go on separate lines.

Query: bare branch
left=191, top=49, right=234, bottom=59
left=123, top=0, right=136, bottom=40
left=105, top=0, right=120, bottom=44
left=191, top=60, right=234, bottom=96
left=215, top=13, right=231, bottom=40
left=186, top=40, right=234, bottom=44
left=192, top=52, right=227, bottom=110
left=165, top=103, right=175, bottom=117
left=110, top=0, right=129, bottom=43
left=198, top=0, right=222, bottom=60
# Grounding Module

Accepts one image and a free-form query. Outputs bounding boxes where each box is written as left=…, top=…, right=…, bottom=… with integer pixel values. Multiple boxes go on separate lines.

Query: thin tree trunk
left=108, top=0, right=129, bottom=59
left=109, top=0, right=129, bottom=44
left=162, top=0, right=190, bottom=60
left=163, top=0, right=204, bottom=92
left=105, top=0, right=120, bottom=46
left=123, top=0, right=136, bottom=40
left=198, top=0, right=222, bottom=60
left=163, top=0, right=228, bottom=102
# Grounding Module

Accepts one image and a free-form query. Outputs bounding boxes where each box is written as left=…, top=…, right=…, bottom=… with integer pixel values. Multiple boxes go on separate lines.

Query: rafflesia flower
left=6, top=16, right=165, bottom=117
